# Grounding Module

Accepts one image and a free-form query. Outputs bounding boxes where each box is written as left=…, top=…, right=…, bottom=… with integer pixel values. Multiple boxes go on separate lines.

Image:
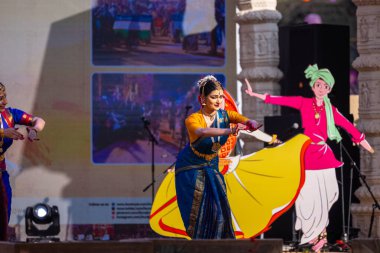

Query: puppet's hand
left=268, top=134, right=283, bottom=145
left=244, top=79, right=268, bottom=100
left=360, top=139, right=374, bottom=154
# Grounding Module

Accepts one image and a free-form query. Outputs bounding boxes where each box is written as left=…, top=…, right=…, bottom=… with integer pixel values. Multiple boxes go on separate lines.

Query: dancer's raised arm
left=244, top=78, right=268, bottom=100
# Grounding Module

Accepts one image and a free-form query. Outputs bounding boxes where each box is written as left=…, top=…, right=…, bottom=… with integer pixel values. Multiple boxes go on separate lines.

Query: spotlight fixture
left=25, top=203, right=60, bottom=242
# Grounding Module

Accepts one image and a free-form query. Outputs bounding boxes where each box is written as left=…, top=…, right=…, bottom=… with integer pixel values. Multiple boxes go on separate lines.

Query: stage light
left=25, top=203, right=60, bottom=242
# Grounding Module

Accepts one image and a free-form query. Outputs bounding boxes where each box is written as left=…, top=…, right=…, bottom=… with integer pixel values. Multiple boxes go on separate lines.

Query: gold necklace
left=312, top=99, right=324, bottom=119
left=203, top=115, right=215, bottom=127
left=202, top=109, right=216, bottom=121
left=203, top=111, right=221, bottom=153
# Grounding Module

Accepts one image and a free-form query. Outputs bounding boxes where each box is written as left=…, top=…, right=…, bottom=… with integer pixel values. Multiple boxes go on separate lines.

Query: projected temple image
left=92, top=73, right=225, bottom=164
left=91, top=0, right=226, bottom=66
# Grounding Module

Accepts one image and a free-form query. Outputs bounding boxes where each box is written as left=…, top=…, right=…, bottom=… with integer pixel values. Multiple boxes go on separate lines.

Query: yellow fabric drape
left=149, top=134, right=311, bottom=239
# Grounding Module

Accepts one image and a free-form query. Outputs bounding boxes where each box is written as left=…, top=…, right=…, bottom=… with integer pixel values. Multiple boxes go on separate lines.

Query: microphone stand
left=339, top=141, right=347, bottom=242
left=142, top=161, right=176, bottom=193
left=339, top=142, right=380, bottom=238
left=141, top=118, right=159, bottom=204
left=142, top=105, right=192, bottom=203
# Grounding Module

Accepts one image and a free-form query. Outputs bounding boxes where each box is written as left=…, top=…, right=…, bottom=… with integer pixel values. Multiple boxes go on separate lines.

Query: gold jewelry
left=202, top=111, right=216, bottom=128
left=204, top=111, right=215, bottom=117
left=202, top=109, right=216, bottom=120
left=312, top=99, right=324, bottom=119
left=190, top=145, right=218, bottom=161
left=197, top=75, right=223, bottom=97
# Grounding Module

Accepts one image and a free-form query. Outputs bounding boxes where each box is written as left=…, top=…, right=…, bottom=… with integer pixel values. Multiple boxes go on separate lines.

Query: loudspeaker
left=279, top=24, right=350, bottom=117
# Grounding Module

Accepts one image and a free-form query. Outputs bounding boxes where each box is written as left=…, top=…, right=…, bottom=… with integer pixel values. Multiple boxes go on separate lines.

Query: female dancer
left=175, top=75, right=259, bottom=239
left=245, top=64, right=374, bottom=251
left=0, top=82, right=45, bottom=240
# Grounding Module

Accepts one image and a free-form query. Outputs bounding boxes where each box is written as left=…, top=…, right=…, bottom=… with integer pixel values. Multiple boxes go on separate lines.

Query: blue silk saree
left=175, top=109, right=235, bottom=239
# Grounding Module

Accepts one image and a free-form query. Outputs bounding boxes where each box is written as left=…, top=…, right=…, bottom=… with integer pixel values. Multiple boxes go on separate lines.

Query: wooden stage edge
left=0, top=238, right=282, bottom=253
left=1, top=238, right=379, bottom=253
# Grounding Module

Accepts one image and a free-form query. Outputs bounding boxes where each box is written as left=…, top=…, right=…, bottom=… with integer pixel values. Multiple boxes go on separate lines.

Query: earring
left=201, top=99, right=206, bottom=106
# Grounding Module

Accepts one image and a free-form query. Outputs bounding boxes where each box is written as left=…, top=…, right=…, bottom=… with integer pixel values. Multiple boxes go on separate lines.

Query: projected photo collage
left=92, top=73, right=226, bottom=164
left=91, top=0, right=226, bottom=165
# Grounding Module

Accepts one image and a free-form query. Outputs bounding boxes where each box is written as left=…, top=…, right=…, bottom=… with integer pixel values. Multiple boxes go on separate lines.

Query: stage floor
left=0, top=238, right=378, bottom=253
left=0, top=238, right=282, bottom=253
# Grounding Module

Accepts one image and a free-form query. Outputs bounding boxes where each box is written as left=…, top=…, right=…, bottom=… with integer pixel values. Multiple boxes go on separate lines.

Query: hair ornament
left=197, top=75, right=217, bottom=88
left=197, top=75, right=222, bottom=97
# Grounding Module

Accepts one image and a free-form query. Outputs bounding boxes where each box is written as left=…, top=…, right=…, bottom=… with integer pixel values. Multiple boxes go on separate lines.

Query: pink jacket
left=265, top=95, right=364, bottom=170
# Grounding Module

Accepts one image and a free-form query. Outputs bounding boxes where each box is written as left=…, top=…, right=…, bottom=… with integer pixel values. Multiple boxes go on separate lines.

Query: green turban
left=304, top=64, right=342, bottom=143
left=304, top=64, right=335, bottom=88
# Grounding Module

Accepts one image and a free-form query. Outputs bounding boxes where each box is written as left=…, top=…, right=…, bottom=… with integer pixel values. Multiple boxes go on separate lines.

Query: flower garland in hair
left=197, top=75, right=222, bottom=97
left=197, top=75, right=217, bottom=87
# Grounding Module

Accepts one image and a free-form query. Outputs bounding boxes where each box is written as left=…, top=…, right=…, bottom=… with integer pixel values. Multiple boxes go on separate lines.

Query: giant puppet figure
left=245, top=64, right=374, bottom=252
left=149, top=75, right=311, bottom=240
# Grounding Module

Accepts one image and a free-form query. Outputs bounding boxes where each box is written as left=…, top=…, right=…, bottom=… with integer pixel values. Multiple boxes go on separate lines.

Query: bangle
left=0, top=129, right=3, bottom=138
left=268, top=134, right=277, bottom=145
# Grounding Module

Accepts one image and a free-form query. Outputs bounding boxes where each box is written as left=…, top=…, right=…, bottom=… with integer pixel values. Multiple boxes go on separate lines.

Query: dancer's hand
left=245, top=120, right=262, bottom=131
left=4, top=128, right=24, bottom=140
left=231, top=123, right=250, bottom=136
left=27, top=127, right=40, bottom=142
left=244, top=78, right=268, bottom=100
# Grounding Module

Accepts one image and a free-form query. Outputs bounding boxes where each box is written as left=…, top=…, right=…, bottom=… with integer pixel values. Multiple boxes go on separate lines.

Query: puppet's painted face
left=203, top=89, right=224, bottom=112
left=312, top=79, right=331, bottom=100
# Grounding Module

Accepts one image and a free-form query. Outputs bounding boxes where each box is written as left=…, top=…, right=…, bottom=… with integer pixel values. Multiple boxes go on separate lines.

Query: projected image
left=91, top=0, right=226, bottom=66
left=92, top=73, right=225, bottom=164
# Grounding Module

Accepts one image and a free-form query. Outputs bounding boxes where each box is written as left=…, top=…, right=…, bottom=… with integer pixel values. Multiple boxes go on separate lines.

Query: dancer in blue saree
left=175, top=75, right=260, bottom=239
left=0, top=82, right=45, bottom=240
